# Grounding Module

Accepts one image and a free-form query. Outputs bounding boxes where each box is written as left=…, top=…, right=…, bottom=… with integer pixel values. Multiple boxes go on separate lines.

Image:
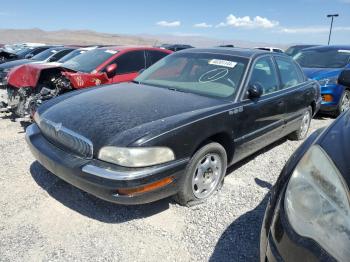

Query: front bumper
left=319, top=84, right=343, bottom=112
left=26, top=124, right=188, bottom=205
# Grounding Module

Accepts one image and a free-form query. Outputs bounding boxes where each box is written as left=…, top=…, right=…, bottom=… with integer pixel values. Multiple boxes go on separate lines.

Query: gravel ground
left=0, top=112, right=333, bottom=262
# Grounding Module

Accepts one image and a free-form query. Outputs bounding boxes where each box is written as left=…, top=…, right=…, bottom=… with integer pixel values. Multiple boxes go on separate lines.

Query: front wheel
left=174, top=142, right=227, bottom=206
left=288, top=106, right=312, bottom=141
left=334, top=89, right=350, bottom=117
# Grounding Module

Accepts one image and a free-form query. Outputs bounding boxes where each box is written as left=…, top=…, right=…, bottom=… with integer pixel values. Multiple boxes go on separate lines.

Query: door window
left=275, top=57, right=303, bottom=89
left=115, top=51, right=146, bottom=74
left=250, top=57, right=279, bottom=95
left=147, top=50, right=168, bottom=66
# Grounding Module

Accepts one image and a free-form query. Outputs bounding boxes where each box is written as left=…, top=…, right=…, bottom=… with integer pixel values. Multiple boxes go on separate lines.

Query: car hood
left=303, top=67, right=342, bottom=80
left=7, top=62, right=63, bottom=88
left=38, top=83, right=226, bottom=152
left=0, top=59, right=33, bottom=70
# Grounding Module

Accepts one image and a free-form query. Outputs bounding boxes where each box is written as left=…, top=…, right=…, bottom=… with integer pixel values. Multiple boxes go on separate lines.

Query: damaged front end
left=6, top=72, right=73, bottom=118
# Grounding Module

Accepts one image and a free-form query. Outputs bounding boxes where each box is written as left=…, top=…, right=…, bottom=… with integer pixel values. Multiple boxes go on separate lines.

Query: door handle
left=277, top=101, right=285, bottom=106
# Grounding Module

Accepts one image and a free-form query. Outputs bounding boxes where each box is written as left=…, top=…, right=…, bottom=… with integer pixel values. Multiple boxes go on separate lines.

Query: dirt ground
left=0, top=112, right=333, bottom=262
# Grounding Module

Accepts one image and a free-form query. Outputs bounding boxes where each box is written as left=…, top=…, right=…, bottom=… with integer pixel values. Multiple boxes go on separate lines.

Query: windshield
left=135, top=53, right=248, bottom=99
left=58, top=49, right=88, bottom=63
left=31, top=48, right=61, bottom=61
left=15, top=48, right=32, bottom=56
left=61, top=49, right=117, bottom=73
left=294, top=48, right=350, bottom=68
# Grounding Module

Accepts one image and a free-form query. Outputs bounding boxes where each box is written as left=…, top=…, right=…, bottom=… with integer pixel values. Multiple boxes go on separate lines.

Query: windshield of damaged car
left=31, top=48, right=61, bottom=61
left=294, top=48, right=350, bottom=68
left=135, top=53, right=248, bottom=98
left=61, top=49, right=117, bottom=73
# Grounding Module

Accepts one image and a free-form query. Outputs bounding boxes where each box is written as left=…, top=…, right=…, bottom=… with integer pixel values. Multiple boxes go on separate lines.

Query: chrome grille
left=39, top=118, right=93, bottom=159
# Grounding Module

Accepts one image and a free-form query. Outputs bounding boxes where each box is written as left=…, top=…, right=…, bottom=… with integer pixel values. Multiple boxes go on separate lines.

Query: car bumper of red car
left=26, top=123, right=189, bottom=205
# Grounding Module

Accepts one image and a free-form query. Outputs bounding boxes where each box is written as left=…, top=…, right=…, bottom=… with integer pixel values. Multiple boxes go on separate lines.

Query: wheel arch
left=192, top=131, right=234, bottom=164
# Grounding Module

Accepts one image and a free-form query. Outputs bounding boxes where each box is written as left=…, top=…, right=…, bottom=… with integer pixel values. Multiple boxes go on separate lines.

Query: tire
left=288, top=106, right=312, bottom=141
left=334, top=89, right=350, bottom=117
left=174, top=142, right=227, bottom=206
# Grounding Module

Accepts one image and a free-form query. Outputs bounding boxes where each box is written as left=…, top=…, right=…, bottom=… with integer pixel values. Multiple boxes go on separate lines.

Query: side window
left=147, top=51, right=168, bottom=66
left=115, top=51, right=146, bottom=74
left=275, top=57, right=303, bottom=89
left=250, top=57, right=279, bottom=95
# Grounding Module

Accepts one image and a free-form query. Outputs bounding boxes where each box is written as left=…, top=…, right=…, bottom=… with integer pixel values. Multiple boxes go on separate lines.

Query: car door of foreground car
left=110, top=50, right=146, bottom=83
left=274, top=56, right=315, bottom=135
left=232, top=55, right=286, bottom=163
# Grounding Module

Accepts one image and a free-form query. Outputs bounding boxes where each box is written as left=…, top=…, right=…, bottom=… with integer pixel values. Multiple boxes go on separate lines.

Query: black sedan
left=26, top=48, right=321, bottom=205
left=260, top=69, right=350, bottom=261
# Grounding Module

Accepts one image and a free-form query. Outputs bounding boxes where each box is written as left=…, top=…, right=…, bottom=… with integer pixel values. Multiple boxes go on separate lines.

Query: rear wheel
left=288, top=106, right=312, bottom=141
left=174, top=142, right=227, bottom=206
left=334, top=89, right=350, bottom=117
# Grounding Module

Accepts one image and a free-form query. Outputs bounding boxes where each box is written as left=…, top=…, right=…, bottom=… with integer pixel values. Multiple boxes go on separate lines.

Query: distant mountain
left=0, top=28, right=289, bottom=49
left=0, top=28, right=156, bottom=46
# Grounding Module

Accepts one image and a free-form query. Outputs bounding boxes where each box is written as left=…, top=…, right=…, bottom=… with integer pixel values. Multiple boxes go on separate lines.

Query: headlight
left=285, top=145, right=350, bottom=261
left=33, top=111, right=41, bottom=124
left=317, top=76, right=337, bottom=86
left=98, top=146, right=175, bottom=167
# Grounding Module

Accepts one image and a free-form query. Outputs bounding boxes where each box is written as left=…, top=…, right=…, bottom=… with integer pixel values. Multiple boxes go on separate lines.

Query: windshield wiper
left=131, top=80, right=141, bottom=84
left=167, top=87, right=186, bottom=93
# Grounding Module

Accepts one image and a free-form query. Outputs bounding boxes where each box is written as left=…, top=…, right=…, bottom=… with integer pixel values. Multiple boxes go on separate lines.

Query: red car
left=6, top=46, right=172, bottom=117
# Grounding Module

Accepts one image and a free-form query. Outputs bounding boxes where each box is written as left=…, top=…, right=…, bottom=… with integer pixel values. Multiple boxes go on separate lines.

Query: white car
left=255, top=47, right=284, bottom=53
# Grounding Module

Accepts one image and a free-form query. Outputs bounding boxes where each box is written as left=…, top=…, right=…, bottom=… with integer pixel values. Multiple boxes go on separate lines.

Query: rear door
left=233, top=55, right=286, bottom=162
left=273, top=56, right=312, bottom=135
left=110, top=50, right=146, bottom=83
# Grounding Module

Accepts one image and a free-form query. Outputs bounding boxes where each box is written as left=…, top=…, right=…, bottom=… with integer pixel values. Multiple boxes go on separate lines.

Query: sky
left=0, top=0, right=349, bottom=45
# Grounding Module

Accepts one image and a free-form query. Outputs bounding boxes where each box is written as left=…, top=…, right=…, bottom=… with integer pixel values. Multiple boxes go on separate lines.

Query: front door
left=109, top=50, right=146, bottom=83
left=232, top=56, right=285, bottom=163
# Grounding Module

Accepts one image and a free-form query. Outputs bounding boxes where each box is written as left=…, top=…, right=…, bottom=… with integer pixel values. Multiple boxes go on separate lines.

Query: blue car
left=294, top=45, right=350, bottom=116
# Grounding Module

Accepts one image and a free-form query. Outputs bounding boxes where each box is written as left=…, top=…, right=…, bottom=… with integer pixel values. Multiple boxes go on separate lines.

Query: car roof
left=302, top=45, right=350, bottom=51
left=179, top=47, right=272, bottom=59
left=97, top=46, right=165, bottom=51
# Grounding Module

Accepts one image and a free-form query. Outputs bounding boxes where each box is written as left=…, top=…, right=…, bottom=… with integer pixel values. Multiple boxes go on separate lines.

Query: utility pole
left=327, top=14, right=339, bottom=45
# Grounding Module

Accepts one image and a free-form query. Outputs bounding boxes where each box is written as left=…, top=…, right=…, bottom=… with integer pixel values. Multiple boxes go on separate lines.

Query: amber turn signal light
left=117, top=177, right=174, bottom=196
left=322, top=94, right=333, bottom=102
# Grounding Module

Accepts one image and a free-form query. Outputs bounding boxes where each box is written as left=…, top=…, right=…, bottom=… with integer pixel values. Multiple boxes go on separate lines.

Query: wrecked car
left=26, top=48, right=321, bottom=206
left=5, top=46, right=172, bottom=117
left=0, top=46, right=72, bottom=89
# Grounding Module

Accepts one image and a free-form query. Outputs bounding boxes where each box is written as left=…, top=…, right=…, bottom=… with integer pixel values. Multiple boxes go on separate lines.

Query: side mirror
left=25, top=53, right=34, bottom=59
left=338, top=69, right=350, bottom=87
left=247, top=83, right=263, bottom=99
left=106, top=63, right=117, bottom=78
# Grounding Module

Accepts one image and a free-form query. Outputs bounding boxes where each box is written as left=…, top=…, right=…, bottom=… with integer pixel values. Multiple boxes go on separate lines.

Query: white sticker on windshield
left=209, top=59, right=237, bottom=68
left=338, top=50, right=350, bottom=54
left=105, top=50, right=118, bottom=54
